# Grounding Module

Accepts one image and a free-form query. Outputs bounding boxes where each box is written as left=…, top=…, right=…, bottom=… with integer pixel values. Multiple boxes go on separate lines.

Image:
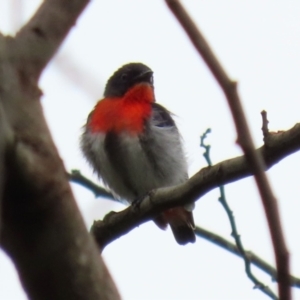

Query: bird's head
left=104, top=63, right=154, bottom=98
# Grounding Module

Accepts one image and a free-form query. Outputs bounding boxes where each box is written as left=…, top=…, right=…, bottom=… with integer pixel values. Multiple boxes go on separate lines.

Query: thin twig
left=69, top=170, right=115, bottom=200
left=261, top=110, right=270, bottom=139
left=200, top=129, right=212, bottom=166
left=201, top=130, right=277, bottom=299
left=195, top=226, right=300, bottom=288
left=218, top=186, right=277, bottom=299
left=165, top=1, right=290, bottom=298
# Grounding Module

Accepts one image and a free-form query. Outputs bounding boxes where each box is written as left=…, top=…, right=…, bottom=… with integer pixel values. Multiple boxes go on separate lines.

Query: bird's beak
left=136, top=70, right=153, bottom=86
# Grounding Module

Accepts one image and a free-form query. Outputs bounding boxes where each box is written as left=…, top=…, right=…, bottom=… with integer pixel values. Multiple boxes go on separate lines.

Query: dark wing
left=151, top=102, right=176, bottom=128
left=138, top=103, right=178, bottom=176
left=104, top=131, right=139, bottom=198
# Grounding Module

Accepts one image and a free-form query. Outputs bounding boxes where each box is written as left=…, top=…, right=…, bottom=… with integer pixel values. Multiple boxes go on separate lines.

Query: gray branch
left=91, top=123, right=300, bottom=250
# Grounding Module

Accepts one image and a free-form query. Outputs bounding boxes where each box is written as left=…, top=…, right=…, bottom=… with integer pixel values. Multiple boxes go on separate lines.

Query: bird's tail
left=154, top=207, right=196, bottom=245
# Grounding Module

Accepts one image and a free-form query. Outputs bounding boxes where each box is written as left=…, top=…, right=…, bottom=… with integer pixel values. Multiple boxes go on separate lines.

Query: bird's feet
left=132, top=190, right=154, bottom=211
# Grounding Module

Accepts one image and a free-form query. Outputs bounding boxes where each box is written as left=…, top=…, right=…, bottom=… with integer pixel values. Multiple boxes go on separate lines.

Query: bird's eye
left=121, top=73, right=128, bottom=81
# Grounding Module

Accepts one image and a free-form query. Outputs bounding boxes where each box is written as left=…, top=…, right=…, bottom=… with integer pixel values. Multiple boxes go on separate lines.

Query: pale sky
left=1, top=1, right=300, bottom=299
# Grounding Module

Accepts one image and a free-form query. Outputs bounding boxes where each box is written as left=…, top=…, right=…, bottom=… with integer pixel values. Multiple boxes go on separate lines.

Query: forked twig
left=200, top=130, right=277, bottom=299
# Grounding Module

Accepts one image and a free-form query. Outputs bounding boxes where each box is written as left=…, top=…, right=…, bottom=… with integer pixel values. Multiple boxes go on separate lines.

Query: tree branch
left=165, top=1, right=290, bottom=299
left=1, top=141, right=120, bottom=300
left=90, top=122, right=300, bottom=250
left=195, top=226, right=300, bottom=288
left=15, top=0, right=90, bottom=80
left=0, top=1, right=119, bottom=299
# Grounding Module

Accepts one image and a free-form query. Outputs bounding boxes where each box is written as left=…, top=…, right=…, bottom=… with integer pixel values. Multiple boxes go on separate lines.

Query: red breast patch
left=88, top=84, right=154, bottom=134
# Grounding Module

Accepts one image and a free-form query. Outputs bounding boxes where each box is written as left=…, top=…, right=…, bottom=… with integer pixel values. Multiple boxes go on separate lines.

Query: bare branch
left=165, top=1, right=290, bottom=298
left=91, top=122, right=300, bottom=250
left=15, top=0, right=90, bottom=79
left=218, top=185, right=277, bottom=299
left=200, top=130, right=276, bottom=298
left=195, top=226, right=300, bottom=288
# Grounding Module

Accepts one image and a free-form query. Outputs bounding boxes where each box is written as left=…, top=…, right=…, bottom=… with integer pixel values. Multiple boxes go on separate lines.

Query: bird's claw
left=132, top=190, right=153, bottom=211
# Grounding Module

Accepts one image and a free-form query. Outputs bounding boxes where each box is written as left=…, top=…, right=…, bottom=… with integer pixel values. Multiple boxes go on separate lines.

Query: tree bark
left=0, top=1, right=120, bottom=299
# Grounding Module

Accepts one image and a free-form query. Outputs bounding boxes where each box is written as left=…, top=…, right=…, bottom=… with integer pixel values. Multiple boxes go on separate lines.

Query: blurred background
left=1, top=1, right=300, bottom=299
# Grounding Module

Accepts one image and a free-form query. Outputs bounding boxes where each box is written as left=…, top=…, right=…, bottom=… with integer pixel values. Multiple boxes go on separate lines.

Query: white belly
left=81, top=125, right=188, bottom=203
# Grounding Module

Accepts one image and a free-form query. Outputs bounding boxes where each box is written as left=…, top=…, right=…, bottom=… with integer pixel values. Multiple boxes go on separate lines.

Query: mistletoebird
left=81, top=63, right=195, bottom=245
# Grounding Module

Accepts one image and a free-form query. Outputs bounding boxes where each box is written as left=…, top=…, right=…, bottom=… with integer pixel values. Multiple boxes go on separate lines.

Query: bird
left=80, top=62, right=195, bottom=245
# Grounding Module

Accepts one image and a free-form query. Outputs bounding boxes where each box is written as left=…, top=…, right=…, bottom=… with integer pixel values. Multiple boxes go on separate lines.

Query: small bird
left=81, top=62, right=195, bottom=245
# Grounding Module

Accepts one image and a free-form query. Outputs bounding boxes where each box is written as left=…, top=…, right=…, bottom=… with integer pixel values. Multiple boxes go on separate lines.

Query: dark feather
left=151, top=102, right=175, bottom=128
left=138, top=103, right=177, bottom=177
left=104, top=131, right=139, bottom=197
